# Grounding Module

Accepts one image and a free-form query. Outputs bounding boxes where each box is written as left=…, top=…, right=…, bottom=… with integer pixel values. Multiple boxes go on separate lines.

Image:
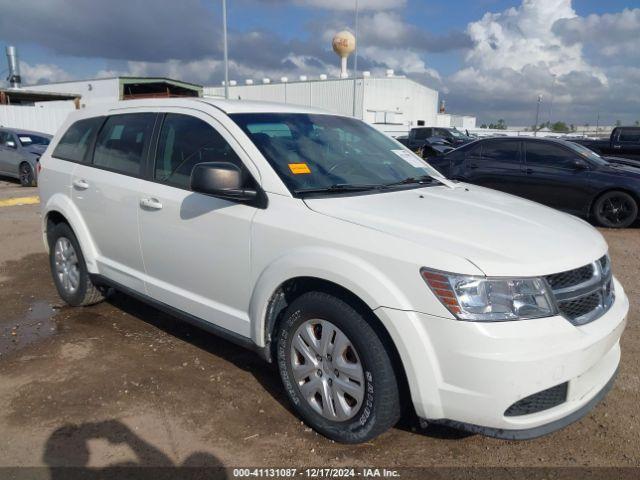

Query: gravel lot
left=0, top=177, right=638, bottom=477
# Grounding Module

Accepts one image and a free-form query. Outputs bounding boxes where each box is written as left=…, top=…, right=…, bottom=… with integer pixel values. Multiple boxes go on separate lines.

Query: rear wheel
left=19, top=162, right=35, bottom=187
left=593, top=191, right=638, bottom=228
left=48, top=222, right=104, bottom=306
left=276, top=291, right=401, bottom=443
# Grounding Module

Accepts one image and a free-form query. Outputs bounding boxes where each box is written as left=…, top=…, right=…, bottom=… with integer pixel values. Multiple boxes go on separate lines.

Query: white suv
left=39, top=98, right=628, bottom=443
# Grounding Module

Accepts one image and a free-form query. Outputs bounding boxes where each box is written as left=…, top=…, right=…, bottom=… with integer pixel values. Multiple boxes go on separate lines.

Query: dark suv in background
left=428, top=137, right=640, bottom=228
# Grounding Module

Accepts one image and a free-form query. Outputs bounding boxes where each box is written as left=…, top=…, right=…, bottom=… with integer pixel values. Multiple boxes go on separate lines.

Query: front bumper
left=376, top=277, right=628, bottom=437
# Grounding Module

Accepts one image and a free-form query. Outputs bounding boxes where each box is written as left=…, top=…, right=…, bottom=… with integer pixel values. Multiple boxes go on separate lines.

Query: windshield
left=18, top=134, right=50, bottom=146
left=564, top=140, right=609, bottom=166
left=230, top=113, right=444, bottom=194
left=449, top=129, right=468, bottom=139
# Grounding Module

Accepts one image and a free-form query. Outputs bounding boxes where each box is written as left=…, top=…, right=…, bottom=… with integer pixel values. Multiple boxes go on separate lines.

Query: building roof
left=24, top=76, right=202, bottom=90
left=203, top=74, right=434, bottom=92
left=0, top=88, right=79, bottom=104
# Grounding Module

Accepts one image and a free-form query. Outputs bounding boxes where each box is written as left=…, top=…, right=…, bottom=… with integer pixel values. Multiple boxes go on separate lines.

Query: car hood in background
left=604, top=156, right=640, bottom=170
left=304, top=184, right=607, bottom=277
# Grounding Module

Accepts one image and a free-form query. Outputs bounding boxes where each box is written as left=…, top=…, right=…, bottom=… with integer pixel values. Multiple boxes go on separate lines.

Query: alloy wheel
left=598, top=194, right=636, bottom=227
left=19, top=163, right=33, bottom=186
left=54, top=237, right=80, bottom=295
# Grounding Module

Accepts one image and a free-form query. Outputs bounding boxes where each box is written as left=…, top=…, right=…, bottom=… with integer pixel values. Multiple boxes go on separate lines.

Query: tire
left=48, top=222, right=104, bottom=306
left=19, top=162, right=36, bottom=187
left=593, top=191, right=638, bottom=228
left=276, top=291, right=401, bottom=443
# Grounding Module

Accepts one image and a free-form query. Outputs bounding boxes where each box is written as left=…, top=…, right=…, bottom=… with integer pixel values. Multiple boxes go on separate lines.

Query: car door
left=71, top=112, right=156, bottom=292
left=519, top=140, right=592, bottom=214
left=463, top=139, right=524, bottom=195
left=137, top=110, right=259, bottom=337
left=0, top=131, right=22, bottom=176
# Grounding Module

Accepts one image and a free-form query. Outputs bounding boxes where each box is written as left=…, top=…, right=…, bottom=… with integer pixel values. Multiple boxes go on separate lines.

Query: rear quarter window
left=53, top=117, right=104, bottom=163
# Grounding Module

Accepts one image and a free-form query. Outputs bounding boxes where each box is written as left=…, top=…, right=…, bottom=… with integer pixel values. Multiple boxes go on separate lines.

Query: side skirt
left=90, top=274, right=270, bottom=361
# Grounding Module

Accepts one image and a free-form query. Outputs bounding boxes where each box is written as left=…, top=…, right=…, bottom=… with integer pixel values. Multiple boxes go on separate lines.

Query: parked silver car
left=0, top=127, right=51, bottom=186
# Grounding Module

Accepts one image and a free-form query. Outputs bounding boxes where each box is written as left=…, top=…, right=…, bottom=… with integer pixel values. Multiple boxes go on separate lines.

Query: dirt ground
left=0, top=177, right=638, bottom=477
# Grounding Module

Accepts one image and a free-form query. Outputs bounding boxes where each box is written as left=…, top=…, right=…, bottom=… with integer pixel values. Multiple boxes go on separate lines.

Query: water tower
left=332, top=31, right=356, bottom=79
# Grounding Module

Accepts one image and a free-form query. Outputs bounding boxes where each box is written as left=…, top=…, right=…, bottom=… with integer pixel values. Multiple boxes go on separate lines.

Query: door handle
left=525, top=168, right=534, bottom=174
left=613, top=145, right=621, bottom=149
left=139, top=197, right=163, bottom=210
left=468, top=163, right=479, bottom=169
left=72, top=179, right=89, bottom=190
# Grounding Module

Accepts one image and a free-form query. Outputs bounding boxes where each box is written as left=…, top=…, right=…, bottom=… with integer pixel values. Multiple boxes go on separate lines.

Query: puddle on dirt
left=0, top=299, right=59, bottom=356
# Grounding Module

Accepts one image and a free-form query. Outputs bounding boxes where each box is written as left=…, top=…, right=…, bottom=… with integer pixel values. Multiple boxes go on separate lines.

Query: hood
left=304, top=184, right=607, bottom=277
left=604, top=156, right=640, bottom=171
left=23, top=144, right=48, bottom=156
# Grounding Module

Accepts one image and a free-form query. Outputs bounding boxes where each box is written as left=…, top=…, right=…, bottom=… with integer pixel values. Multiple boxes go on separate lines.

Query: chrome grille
left=546, top=255, right=614, bottom=326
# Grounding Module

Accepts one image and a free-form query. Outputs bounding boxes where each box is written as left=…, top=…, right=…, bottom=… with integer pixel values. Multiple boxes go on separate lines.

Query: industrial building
left=204, top=72, right=462, bottom=137
left=31, top=76, right=203, bottom=107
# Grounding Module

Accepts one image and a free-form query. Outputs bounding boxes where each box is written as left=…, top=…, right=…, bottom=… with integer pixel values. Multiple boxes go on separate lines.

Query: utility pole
left=548, top=74, right=556, bottom=124
left=352, top=0, right=359, bottom=118
left=534, top=94, right=542, bottom=137
left=596, top=111, right=600, bottom=135
left=222, top=0, right=229, bottom=99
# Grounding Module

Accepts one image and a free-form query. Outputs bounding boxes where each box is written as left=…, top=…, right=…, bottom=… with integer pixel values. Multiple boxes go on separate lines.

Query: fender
left=42, top=193, right=100, bottom=274
left=248, top=246, right=415, bottom=348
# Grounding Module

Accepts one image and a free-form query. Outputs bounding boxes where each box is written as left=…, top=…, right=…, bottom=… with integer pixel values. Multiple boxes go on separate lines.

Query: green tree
left=551, top=121, right=570, bottom=133
left=615, top=120, right=622, bottom=127
left=480, top=123, right=487, bottom=129
left=496, top=119, right=507, bottom=130
left=634, top=120, right=639, bottom=126
left=570, top=124, right=576, bottom=132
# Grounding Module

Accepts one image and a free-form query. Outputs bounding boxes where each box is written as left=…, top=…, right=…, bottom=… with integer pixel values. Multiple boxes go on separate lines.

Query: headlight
left=421, top=268, right=556, bottom=321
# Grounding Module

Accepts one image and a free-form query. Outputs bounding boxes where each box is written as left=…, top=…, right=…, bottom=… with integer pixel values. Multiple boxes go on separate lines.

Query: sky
left=0, top=0, right=638, bottom=126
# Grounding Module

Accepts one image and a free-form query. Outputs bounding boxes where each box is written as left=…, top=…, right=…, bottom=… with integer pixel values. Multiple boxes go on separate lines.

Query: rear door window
left=154, top=113, right=244, bottom=189
left=480, top=140, right=520, bottom=164
left=93, top=113, right=155, bottom=176
left=53, top=117, right=104, bottom=163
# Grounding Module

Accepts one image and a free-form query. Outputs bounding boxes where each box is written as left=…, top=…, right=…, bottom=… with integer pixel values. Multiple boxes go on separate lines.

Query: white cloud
left=20, top=61, right=72, bottom=85
left=434, top=0, right=640, bottom=125
left=464, top=0, right=599, bottom=78
left=553, top=8, right=640, bottom=58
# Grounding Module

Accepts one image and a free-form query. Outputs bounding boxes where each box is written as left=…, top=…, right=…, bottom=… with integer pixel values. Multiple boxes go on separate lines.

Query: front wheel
left=593, top=191, right=638, bottom=228
left=19, top=162, right=36, bottom=187
left=276, top=291, right=401, bottom=443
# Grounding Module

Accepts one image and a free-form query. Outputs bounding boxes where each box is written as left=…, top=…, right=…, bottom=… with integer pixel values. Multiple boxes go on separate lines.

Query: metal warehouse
left=204, top=73, right=457, bottom=136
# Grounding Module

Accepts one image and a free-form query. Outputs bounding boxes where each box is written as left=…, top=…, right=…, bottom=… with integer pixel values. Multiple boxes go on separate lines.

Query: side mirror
left=5, top=140, right=16, bottom=149
left=190, top=162, right=258, bottom=202
left=573, top=158, right=589, bottom=170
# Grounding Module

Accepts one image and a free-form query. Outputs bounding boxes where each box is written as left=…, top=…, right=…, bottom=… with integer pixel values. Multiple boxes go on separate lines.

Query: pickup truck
left=573, top=126, right=640, bottom=160
left=397, top=127, right=473, bottom=151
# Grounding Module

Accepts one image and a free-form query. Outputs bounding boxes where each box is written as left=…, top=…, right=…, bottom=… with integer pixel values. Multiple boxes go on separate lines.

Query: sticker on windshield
left=19, top=136, right=32, bottom=143
left=288, top=163, right=311, bottom=174
left=392, top=149, right=427, bottom=169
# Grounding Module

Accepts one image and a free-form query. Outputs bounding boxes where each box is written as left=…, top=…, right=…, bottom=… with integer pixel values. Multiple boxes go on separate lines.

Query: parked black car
left=397, top=127, right=473, bottom=151
left=428, top=137, right=640, bottom=228
left=418, top=136, right=456, bottom=159
left=572, top=126, right=640, bottom=160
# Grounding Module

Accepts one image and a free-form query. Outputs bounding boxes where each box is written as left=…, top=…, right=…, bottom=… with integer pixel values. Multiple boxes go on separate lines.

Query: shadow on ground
left=43, top=419, right=226, bottom=479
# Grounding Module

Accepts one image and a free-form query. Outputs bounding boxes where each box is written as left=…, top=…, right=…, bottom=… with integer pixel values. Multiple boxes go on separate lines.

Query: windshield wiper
left=383, top=175, right=436, bottom=188
left=294, top=183, right=384, bottom=194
